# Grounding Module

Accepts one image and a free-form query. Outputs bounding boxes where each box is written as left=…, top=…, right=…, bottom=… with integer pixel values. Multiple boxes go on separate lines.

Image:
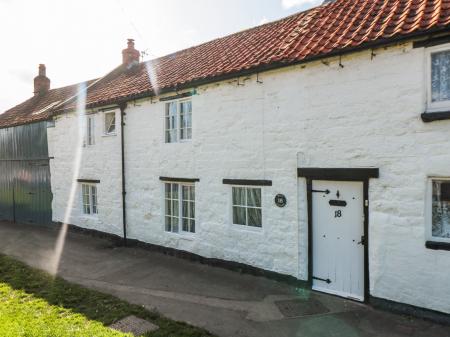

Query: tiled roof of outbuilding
left=0, top=80, right=97, bottom=128
left=2, top=0, right=450, bottom=128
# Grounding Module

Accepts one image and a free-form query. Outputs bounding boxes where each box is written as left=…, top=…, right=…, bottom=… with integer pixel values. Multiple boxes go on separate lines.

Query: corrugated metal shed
left=0, top=122, right=52, bottom=224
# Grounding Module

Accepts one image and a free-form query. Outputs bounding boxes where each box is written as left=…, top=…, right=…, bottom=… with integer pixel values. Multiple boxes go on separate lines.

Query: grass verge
left=0, top=254, right=214, bottom=337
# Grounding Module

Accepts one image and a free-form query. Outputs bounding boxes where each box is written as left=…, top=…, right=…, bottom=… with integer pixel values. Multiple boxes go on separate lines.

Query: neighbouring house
left=1, top=0, right=450, bottom=321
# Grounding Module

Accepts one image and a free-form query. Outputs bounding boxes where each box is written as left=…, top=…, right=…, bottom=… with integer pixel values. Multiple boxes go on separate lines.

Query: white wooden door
left=312, top=180, right=365, bottom=301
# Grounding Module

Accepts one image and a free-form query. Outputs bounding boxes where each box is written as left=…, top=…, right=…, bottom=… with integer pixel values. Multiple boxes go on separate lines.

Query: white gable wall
left=48, top=108, right=123, bottom=236
left=48, top=42, right=450, bottom=314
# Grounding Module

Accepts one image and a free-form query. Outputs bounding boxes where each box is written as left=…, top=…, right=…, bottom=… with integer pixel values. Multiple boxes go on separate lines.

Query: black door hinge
left=312, top=189, right=330, bottom=194
left=358, top=235, right=366, bottom=245
left=313, top=276, right=332, bottom=284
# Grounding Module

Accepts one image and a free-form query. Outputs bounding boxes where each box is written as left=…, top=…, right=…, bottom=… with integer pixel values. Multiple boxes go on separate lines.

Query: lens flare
left=145, top=61, right=159, bottom=96
left=48, top=82, right=87, bottom=276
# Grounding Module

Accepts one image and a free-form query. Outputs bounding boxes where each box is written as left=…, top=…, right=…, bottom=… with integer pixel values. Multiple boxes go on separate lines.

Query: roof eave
left=48, top=26, right=450, bottom=116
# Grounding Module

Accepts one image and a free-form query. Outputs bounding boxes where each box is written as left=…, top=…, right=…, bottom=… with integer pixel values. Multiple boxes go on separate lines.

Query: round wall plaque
left=274, top=194, right=287, bottom=207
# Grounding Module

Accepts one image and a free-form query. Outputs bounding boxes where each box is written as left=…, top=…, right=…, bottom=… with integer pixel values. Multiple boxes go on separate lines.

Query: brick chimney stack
left=122, top=39, right=140, bottom=68
left=33, top=64, right=50, bottom=96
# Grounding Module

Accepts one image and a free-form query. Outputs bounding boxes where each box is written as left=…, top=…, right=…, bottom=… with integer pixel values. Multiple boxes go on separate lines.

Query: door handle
left=357, top=235, right=366, bottom=245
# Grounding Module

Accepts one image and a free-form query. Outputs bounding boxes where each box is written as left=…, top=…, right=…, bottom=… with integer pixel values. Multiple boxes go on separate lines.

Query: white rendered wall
left=49, top=42, right=450, bottom=314
left=48, top=109, right=123, bottom=236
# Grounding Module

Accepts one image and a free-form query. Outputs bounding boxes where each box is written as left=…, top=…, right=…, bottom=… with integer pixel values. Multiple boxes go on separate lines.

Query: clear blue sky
left=0, top=0, right=321, bottom=113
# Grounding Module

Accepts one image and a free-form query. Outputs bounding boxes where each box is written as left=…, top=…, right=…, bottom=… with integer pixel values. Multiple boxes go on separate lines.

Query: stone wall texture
left=48, top=42, right=450, bottom=314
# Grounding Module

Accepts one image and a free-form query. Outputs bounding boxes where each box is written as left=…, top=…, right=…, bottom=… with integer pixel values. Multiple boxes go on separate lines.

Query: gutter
left=119, top=102, right=128, bottom=245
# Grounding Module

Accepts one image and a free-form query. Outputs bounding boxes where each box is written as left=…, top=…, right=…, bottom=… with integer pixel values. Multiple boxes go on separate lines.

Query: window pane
left=170, top=129, right=177, bottom=143
left=182, top=185, right=189, bottom=200
left=91, top=186, right=98, bottom=214
left=248, top=208, right=262, bottom=227
left=189, top=201, right=195, bottom=219
left=172, top=184, right=179, bottom=199
left=233, top=206, right=246, bottom=225
left=165, top=102, right=178, bottom=143
left=172, top=216, right=179, bottom=232
left=180, top=185, right=195, bottom=233
left=87, top=116, right=95, bottom=145
left=232, top=187, right=245, bottom=206
left=180, top=101, right=192, bottom=140
left=247, top=188, right=261, bottom=207
left=182, top=200, right=189, bottom=218
left=165, top=184, right=171, bottom=199
left=165, top=199, right=172, bottom=217
left=431, top=51, right=450, bottom=102
left=82, top=184, right=90, bottom=214
left=432, top=181, right=450, bottom=238
left=182, top=218, right=189, bottom=232
left=105, top=112, right=115, bottom=134
left=165, top=216, right=172, bottom=232
left=172, top=199, right=179, bottom=217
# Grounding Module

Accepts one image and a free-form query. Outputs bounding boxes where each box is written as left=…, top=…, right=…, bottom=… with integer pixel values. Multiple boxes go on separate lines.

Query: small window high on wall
left=104, top=111, right=116, bottom=135
left=86, top=115, right=95, bottom=145
left=165, top=100, right=192, bottom=143
left=427, top=45, right=450, bottom=112
left=431, top=180, right=450, bottom=241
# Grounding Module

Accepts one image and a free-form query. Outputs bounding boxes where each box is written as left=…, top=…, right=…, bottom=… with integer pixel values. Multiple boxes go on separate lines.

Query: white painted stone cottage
left=2, top=0, right=450, bottom=321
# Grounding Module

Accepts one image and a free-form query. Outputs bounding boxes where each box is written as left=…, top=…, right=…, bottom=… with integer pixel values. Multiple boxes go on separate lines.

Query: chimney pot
left=38, top=64, right=46, bottom=76
left=34, top=64, right=50, bottom=96
left=122, top=38, right=140, bottom=68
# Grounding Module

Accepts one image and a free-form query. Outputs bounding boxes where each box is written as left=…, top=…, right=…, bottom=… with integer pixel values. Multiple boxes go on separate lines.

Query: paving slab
left=0, top=221, right=449, bottom=337
left=109, top=315, right=159, bottom=336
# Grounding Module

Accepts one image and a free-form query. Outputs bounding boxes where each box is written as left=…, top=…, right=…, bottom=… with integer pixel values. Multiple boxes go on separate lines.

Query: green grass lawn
left=0, top=254, right=214, bottom=337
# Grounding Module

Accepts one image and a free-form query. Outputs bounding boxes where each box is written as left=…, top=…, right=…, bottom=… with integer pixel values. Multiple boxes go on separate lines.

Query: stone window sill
left=102, top=133, right=117, bottom=137
left=421, top=110, right=450, bottom=122
left=425, top=241, right=450, bottom=251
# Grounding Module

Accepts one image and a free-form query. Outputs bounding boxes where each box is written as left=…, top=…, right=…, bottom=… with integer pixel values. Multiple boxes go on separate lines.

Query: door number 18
left=335, top=210, right=342, bottom=218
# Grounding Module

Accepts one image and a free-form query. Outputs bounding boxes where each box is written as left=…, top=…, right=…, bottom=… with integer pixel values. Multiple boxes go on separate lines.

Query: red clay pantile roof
left=2, top=0, right=450, bottom=127
left=0, top=80, right=97, bottom=128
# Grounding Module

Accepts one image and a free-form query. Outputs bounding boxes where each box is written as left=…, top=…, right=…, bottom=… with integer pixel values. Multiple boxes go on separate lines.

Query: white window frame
left=103, top=110, right=117, bottom=136
left=81, top=183, right=98, bottom=216
left=231, top=186, right=263, bottom=229
left=164, top=99, right=192, bottom=143
left=86, top=115, right=95, bottom=146
left=427, top=177, right=450, bottom=243
left=164, top=182, right=196, bottom=234
left=426, top=44, right=450, bottom=113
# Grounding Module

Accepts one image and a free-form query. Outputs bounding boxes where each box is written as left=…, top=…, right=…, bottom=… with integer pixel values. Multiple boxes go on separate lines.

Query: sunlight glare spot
left=145, top=61, right=159, bottom=96
left=49, top=82, right=87, bottom=276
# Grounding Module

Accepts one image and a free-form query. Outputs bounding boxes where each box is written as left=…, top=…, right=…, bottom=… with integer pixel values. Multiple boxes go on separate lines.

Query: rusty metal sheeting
left=0, top=122, right=52, bottom=224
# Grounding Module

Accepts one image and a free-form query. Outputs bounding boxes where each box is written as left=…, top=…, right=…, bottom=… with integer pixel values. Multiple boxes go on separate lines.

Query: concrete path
left=0, top=221, right=448, bottom=337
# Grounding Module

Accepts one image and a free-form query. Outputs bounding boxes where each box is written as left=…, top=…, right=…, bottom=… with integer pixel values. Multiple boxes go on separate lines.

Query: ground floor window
left=81, top=184, right=98, bottom=215
left=164, top=183, right=195, bottom=233
left=232, top=186, right=262, bottom=227
left=432, top=180, right=450, bottom=239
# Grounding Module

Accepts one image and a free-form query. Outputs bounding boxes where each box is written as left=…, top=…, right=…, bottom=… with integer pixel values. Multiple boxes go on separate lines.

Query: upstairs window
left=431, top=180, right=450, bottom=241
left=86, top=115, right=95, bottom=145
left=165, top=100, right=192, bottom=143
left=428, top=46, right=450, bottom=112
left=232, top=187, right=262, bottom=228
left=164, top=182, right=195, bottom=233
left=81, top=183, right=98, bottom=215
left=104, top=111, right=116, bottom=135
